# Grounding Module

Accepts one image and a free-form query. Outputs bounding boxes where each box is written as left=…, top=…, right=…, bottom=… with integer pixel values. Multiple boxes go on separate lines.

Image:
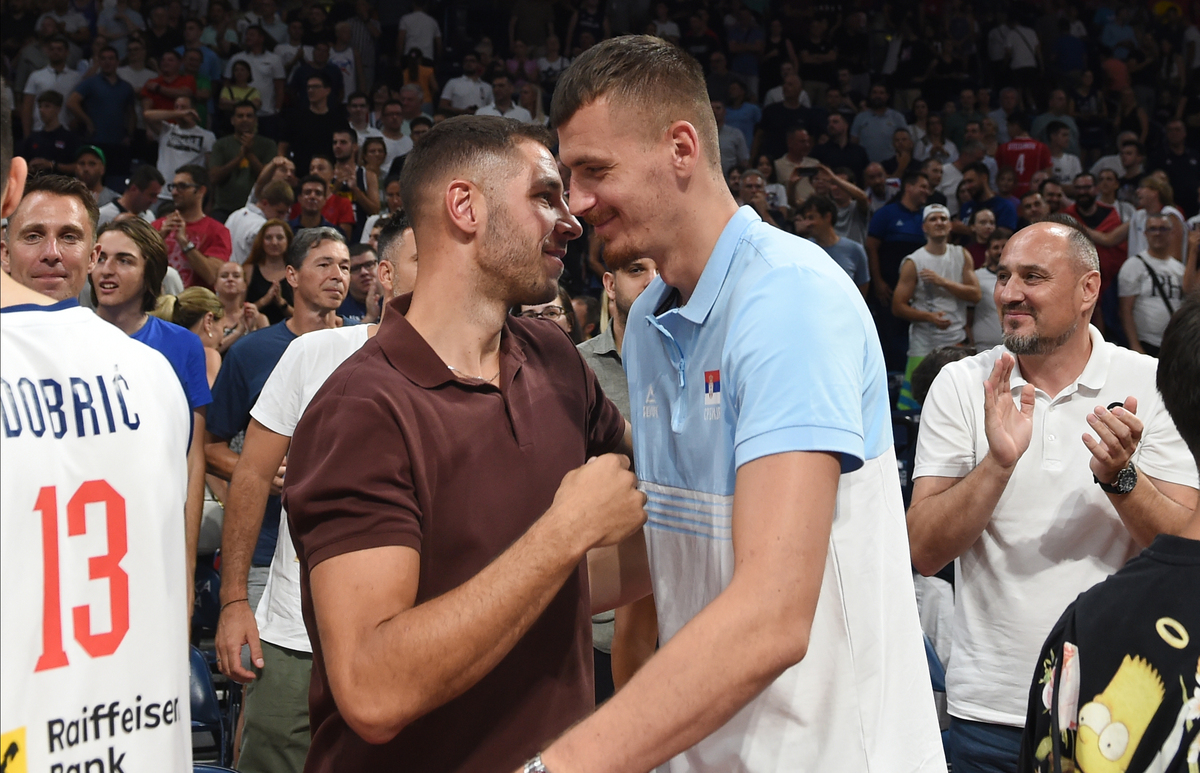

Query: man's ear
left=445, top=179, right=483, bottom=238
left=1, top=156, right=28, bottom=219
left=667, top=120, right=702, bottom=180
left=377, top=254, right=394, bottom=296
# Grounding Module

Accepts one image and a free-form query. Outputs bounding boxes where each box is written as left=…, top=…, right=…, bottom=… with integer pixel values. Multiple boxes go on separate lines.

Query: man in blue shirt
left=65, top=46, right=136, bottom=182
left=867, top=169, right=930, bottom=370
left=799, top=194, right=869, bottom=296
left=544, top=34, right=944, bottom=773
left=204, top=226, right=350, bottom=622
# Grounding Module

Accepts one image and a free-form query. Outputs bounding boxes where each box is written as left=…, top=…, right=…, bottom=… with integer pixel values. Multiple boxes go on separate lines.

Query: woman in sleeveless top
left=243, top=219, right=295, bottom=325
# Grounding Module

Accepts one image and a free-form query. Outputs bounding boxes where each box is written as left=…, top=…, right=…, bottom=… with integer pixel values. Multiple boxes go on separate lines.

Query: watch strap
left=1094, top=462, right=1136, bottom=494
left=523, top=754, right=550, bottom=773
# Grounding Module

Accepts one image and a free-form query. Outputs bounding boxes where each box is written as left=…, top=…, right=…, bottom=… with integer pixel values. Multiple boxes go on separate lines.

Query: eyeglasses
left=351, top=260, right=377, bottom=272
left=167, top=182, right=198, bottom=192
left=520, top=306, right=566, bottom=320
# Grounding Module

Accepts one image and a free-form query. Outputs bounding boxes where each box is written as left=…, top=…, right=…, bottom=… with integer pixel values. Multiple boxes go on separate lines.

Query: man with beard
left=907, top=222, right=1198, bottom=773
left=281, top=116, right=648, bottom=772
left=850, top=83, right=909, bottom=163
left=1064, top=172, right=1125, bottom=335
left=955, top=161, right=1019, bottom=236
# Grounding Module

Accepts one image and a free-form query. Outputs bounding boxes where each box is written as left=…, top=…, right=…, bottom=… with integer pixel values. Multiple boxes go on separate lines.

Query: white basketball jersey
left=1, top=304, right=192, bottom=773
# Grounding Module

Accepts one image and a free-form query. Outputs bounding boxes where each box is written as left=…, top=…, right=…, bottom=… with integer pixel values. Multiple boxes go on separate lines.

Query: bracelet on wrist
left=221, top=598, right=249, bottom=611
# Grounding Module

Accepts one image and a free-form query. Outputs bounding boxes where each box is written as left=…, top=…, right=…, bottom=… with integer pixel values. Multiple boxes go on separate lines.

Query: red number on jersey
left=34, top=480, right=131, bottom=671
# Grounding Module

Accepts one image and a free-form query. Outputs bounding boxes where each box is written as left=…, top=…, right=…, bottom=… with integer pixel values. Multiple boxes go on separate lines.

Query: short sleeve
left=867, top=206, right=889, bottom=239
left=251, top=336, right=307, bottom=435
left=181, top=333, right=214, bottom=411
left=1117, top=257, right=1142, bottom=297
left=1136, top=391, right=1200, bottom=489
left=207, top=344, right=252, bottom=439
left=579, top=349, right=625, bottom=458
left=204, top=221, right=232, bottom=260
left=912, top=362, right=979, bottom=479
left=725, top=263, right=869, bottom=472
left=852, top=243, right=870, bottom=286
left=285, top=392, right=423, bottom=570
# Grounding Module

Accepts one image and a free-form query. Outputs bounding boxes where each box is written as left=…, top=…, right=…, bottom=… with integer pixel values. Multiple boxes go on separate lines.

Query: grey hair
left=1063, top=223, right=1100, bottom=274
left=286, top=226, right=345, bottom=270
left=399, top=83, right=423, bottom=99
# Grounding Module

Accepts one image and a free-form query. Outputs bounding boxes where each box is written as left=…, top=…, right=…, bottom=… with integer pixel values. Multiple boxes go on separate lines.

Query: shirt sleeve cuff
left=735, top=425, right=865, bottom=473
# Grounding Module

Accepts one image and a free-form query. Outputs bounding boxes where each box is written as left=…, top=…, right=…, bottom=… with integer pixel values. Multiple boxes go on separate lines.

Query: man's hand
left=984, top=353, right=1035, bottom=469
left=549, top=454, right=646, bottom=550
left=1084, top=397, right=1142, bottom=484
left=215, top=599, right=264, bottom=683
left=929, top=310, right=952, bottom=329
left=918, top=267, right=947, bottom=287
left=270, top=459, right=286, bottom=496
left=241, top=301, right=259, bottom=329
left=160, top=210, right=187, bottom=237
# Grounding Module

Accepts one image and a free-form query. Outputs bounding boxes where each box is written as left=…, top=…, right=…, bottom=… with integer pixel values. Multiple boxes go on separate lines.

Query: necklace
left=447, top=365, right=500, bottom=383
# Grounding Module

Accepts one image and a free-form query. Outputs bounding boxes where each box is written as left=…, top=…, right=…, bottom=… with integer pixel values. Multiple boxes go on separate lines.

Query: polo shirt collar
left=588, top=323, right=619, bottom=357
left=1010, top=325, right=1110, bottom=394
left=677, top=206, right=757, bottom=325
left=247, top=201, right=264, bottom=217
left=375, top=294, right=526, bottom=390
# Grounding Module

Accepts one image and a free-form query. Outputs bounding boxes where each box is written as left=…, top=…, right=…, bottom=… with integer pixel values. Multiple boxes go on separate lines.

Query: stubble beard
left=1003, top=316, right=1077, bottom=356
left=480, top=200, right=559, bottom=307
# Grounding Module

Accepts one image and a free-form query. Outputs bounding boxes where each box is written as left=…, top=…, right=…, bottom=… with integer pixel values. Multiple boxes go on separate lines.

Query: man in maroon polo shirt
left=283, top=116, right=650, bottom=773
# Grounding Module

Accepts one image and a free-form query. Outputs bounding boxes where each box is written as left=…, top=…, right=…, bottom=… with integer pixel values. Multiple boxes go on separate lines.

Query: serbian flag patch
left=704, top=370, right=721, bottom=405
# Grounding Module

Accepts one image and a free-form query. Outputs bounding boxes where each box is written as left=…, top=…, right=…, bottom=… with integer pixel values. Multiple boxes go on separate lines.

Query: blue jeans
left=948, top=718, right=1023, bottom=773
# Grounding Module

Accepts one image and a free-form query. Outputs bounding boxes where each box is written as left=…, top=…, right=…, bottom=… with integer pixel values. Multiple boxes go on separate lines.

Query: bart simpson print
left=1076, top=655, right=1166, bottom=773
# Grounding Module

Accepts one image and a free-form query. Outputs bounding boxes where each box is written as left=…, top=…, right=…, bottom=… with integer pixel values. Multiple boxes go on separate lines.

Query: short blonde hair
left=1138, top=175, right=1174, bottom=206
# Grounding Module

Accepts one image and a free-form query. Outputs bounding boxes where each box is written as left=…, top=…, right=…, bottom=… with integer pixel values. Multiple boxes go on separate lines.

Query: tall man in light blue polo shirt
left=537, top=34, right=944, bottom=773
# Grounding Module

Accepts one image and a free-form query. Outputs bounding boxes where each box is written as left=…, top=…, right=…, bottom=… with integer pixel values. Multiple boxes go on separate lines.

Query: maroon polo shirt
left=284, top=294, right=625, bottom=773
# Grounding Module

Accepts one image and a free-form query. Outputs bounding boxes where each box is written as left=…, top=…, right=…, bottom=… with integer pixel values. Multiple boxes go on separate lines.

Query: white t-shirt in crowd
left=1, top=303, right=192, bottom=773
left=224, top=50, right=286, bottom=116
left=328, top=45, right=356, bottom=102
left=914, top=327, right=1199, bottom=726
left=1051, top=152, right=1083, bottom=185
left=271, top=42, right=311, bottom=79
left=399, top=9, right=440, bottom=59
left=23, top=65, right=82, bottom=131
left=970, top=266, right=1003, bottom=349
left=118, top=65, right=156, bottom=127
left=440, top=76, right=492, bottom=112
left=475, top=102, right=534, bottom=123
left=901, top=244, right=971, bottom=357
left=1117, top=252, right=1187, bottom=348
left=1007, top=25, right=1040, bottom=69
left=381, top=133, right=414, bottom=174
left=762, top=85, right=811, bottom=108
left=1125, top=206, right=1186, bottom=258
left=156, top=122, right=216, bottom=200
left=225, top=202, right=267, bottom=265
left=250, top=324, right=374, bottom=651
left=97, top=200, right=155, bottom=226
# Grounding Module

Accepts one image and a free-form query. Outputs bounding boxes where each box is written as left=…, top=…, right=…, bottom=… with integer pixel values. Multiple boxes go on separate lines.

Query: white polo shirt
left=225, top=202, right=267, bottom=265
left=224, top=51, right=286, bottom=117
left=625, top=206, right=945, bottom=772
left=250, top=324, right=373, bottom=651
left=439, top=76, right=492, bottom=112
left=24, top=65, right=82, bottom=131
left=914, top=328, right=1199, bottom=726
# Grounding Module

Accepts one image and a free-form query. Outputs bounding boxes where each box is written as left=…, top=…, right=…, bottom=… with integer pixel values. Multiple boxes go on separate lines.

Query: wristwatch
left=179, top=238, right=196, bottom=253
left=523, top=754, right=551, bottom=773
left=1095, top=462, right=1137, bottom=495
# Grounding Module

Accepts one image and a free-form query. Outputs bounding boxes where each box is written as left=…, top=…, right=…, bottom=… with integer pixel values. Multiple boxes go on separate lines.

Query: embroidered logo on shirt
left=704, top=371, right=721, bottom=405
left=643, top=385, right=658, bottom=418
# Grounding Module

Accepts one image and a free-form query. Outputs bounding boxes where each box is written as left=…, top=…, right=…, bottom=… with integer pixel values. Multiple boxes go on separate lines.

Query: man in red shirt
left=140, top=49, right=196, bottom=113
left=996, top=113, right=1051, bottom=197
left=286, top=154, right=355, bottom=239
left=152, top=164, right=232, bottom=287
left=1064, top=171, right=1126, bottom=335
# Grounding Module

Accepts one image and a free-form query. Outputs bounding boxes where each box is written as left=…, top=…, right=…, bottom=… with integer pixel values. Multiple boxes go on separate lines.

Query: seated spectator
left=755, top=155, right=788, bottom=214
left=146, top=95, right=216, bottom=206
left=361, top=136, right=389, bottom=186
left=1096, top=167, right=1137, bottom=222
left=337, top=243, right=380, bottom=325
left=738, top=169, right=786, bottom=230
left=98, top=164, right=164, bottom=226
left=152, top=165, right=232, bottom=289
left=20, top=89, right=79, bottom=176
left=891, top=203, right=980, bottom=410
left=477, top=74, right=532, bottom=122
left=799, top=194, right=868, bottom=296
left=761, top=63, right=806, bottom=108
left=74, top=144, right=118, bottom=206
left=882, top=127, right=917, bottom=178
left=1118, top=212, right=1188, bottom=356
left=1018, top=190, right=1049, bottom=226
left=209, top=100, right=277, bottom=221
left=377, top=99, right=415, bottom=175
left=211, top=261, right=269, bottom=353
left=1018, top=295, right=1200, bottom=773
left=956, top=161, right=1019, bottom=233
left=774, top=125, right=817, bottom=208
left=914, top=113, right=959, bottom=166
left=995, top=165, right=1020, bottom=208
left=288, top=40, right=344, bottom=105
left=966, top=228, right=1010, bottom=350
left=291, top=156, right=355, bottom=239
left=852, top=84, right=910, bottom=163
left=244, top=218, right=295, bottom=323
left=346, top=91, right=383, bottom=147
left=226, top=180, right=295, bottom=265
left=1040, top=179, right=1068, bottom=216
left=713, top=100, right=749, bottom=177
left=519, top=284, right=582, bottom=343
left=438, top=53, right=493, bottom=116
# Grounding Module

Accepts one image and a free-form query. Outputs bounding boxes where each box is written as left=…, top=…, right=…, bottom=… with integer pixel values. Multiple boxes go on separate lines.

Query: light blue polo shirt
left=623, top=206, right=944, bottom=771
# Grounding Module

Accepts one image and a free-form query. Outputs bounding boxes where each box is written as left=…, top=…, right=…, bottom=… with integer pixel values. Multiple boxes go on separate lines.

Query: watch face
left=1114, top=464, right=1137, bottom=494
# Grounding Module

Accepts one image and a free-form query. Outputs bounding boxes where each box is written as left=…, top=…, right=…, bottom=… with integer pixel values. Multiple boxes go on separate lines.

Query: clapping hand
left=1083, top=397, right=1142, bottom=485
left=983, top=353, right=1035, bottom=470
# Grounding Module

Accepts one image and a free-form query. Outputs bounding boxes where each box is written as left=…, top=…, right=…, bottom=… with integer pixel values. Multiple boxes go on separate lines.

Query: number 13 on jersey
left=33, top=480, right=130, bottom=672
